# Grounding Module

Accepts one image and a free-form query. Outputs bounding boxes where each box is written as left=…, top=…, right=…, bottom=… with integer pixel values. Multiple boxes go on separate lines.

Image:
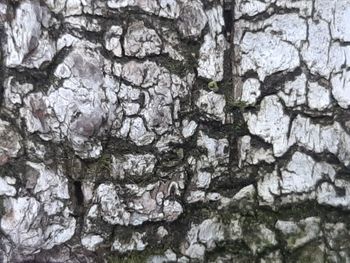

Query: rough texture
left=1, top=0, right=350, bottom=262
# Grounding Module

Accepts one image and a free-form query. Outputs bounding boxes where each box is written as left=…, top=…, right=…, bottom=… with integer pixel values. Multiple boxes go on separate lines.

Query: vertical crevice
left=73, top=180, right=84, bottom=207
left=223, top=1, right=233, bottom=41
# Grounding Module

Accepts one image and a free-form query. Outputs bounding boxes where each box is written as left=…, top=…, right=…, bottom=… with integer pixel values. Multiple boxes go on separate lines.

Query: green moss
left=107, top=254, right=146, bottom=263
left=163, top=60, right=187, bottom=75
left=275, top=202, right=323, bottom=221
left=0, top=198, right=5, bottom=217
left=219, top=210, right=240, bottom=225
left=187, top=53, right=199, bottom=69
left=86, top=154, right=111, bottom=175
left=160, top=51, right=198, bottom=77
left=208, top=80, right=219, bottom=92
left=253, top=210, right=278, bottom=226
left=226, top=96, right=249, bottom=110
left=107, top=245, right=168, bottom=263
left=233, top=121, right=243, bottom=132
left=287, top=235, right=298, bottom=248
left=293, top=244, right=324, bottom=263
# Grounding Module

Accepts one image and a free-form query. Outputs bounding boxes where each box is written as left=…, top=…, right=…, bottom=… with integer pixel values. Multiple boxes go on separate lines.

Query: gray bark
left=0, top=0, right=350, bottom=262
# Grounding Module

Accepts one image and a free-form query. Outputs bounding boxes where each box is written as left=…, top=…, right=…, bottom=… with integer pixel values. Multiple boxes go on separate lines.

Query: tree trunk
left=0, top=0, right=350, bottom=262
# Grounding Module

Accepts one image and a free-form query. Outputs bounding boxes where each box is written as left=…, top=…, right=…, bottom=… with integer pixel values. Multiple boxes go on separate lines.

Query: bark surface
left=1, top=0, right=350, bottom=262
